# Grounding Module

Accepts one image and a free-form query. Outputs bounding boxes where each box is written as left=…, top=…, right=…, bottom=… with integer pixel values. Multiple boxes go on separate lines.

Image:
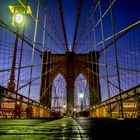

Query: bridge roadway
left=0, top=117, right=140, bottom=140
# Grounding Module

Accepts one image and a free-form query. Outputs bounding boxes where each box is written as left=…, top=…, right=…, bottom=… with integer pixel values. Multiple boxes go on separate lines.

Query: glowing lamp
left=79, top=92, right=84, bottom=99
left=63, top=104, right=66, bottom=108
left=14, top=13, right=24, bottom=24
left=16, top=101, right=20, bottom=105
left=8, top=3, right=32, bottom=26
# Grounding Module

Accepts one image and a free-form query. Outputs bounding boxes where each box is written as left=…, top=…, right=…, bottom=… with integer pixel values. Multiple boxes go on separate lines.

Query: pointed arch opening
left=74, top=73, right=89, bottom=112
left=51, top=74, right=67, bottom=112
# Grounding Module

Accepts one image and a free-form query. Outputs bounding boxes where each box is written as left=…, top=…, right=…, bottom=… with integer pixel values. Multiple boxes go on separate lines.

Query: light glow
left=73, top=108, right=76, bottom=111
left=14, top=13, right=24, bottom=24
left=79, top=92, right=84, bottom=99
left=63, top=104, right=66, bottom=108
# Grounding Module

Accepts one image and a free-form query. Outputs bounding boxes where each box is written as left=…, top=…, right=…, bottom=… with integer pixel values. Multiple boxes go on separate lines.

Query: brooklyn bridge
left=0, top=0, right=140, bottom=139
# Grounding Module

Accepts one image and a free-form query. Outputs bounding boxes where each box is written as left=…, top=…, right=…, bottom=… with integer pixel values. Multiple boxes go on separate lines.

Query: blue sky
left=0, top=0, right=140, bottom=46
left=62, top=0, right=78, bottom=46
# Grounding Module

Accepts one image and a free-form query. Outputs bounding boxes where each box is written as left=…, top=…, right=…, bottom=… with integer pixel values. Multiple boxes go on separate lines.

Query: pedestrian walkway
left=0, top=117, right=90, bottom=140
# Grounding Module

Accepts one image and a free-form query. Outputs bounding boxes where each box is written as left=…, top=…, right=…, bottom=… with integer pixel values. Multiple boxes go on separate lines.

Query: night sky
left=0, top=0, right=140, bottom=45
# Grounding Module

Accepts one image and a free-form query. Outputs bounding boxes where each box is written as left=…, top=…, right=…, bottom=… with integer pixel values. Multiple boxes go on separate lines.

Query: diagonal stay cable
left=57, top=0, right=69, bottom=51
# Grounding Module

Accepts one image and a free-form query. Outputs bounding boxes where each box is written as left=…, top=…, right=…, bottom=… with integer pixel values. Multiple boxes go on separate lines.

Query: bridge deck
left=0, top=117, right=140, bottom=140
left=0, top=117, right=89, bottom=140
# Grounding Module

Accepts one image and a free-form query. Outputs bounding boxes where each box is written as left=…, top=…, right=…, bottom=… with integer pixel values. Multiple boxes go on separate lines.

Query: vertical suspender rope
left=16, top=0, right=29, bottom=92
left=109, top=0, right=123, bottom=118
left=28, top=0, right=40, bottom=101
left=98, top=0, right=112, bottom=117
left=40, top=7, right=47, bottom=104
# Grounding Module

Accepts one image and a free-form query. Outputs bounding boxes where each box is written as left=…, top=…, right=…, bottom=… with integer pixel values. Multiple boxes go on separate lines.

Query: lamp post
left=7, top=3, right=32, bottom=91
left=79, top=92, right=84, bottom=112
left=7, top=3, right=32, bottom=118
left=7, top=27, right=19, bottom=91
left=73, top=108, right=76, bottom=117
left=63, top=104, right=66, bottom=116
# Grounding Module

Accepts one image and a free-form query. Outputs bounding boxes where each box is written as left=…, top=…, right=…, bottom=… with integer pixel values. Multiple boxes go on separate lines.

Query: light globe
left=79, top=92, right=84, bottom=99
left=15, top=13, right=24, bottom=24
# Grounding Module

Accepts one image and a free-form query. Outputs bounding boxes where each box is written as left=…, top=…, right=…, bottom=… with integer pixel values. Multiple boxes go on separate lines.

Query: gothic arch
left=74, top=73, right=90, bottom=112
left=51, top=73, right=67, bottom=112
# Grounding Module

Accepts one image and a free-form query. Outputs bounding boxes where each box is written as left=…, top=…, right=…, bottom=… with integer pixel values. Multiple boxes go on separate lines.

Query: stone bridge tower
left=40, top=51, right=101, bottom=116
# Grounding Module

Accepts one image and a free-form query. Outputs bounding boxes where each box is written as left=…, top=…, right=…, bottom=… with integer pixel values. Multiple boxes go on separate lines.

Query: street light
left=63, top=104, right=66, bottom=109
left=9, top=3, right=32, bottom=26
left=73, top=108, right=76, bottom=111
left=14, top=13, right=24, bottom=24
left=73, top=108, right=76, bottom=117
left=7, top=3, right=32, bottom=91
left=79, top=92, right=84, bottom=112
left=63, top=104, right=66, bottom=116
left=79, top=92, right=84, bottom=99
